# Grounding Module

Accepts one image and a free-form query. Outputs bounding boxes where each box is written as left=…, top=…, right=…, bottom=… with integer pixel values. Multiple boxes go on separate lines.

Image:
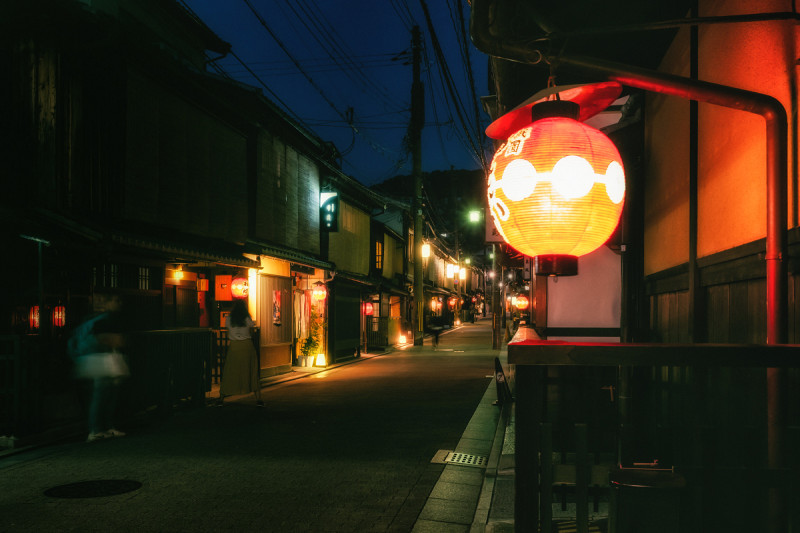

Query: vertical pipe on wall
left=688, top=1, right=701, bottom=343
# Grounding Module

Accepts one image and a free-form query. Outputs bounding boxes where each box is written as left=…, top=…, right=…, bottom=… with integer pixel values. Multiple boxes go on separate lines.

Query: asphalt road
left=0, top=319, right=499, bottom=532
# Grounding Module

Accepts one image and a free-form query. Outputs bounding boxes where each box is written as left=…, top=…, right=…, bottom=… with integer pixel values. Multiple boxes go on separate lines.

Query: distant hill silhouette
left=372, top=168, right=487, bottom=256
left=371, top=168, right=485, bottom=219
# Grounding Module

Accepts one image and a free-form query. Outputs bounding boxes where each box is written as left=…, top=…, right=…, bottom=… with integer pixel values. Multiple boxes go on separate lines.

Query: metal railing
left=124, top=328, right=213, bottom=413
left=508, top=326, right=800, bottom=533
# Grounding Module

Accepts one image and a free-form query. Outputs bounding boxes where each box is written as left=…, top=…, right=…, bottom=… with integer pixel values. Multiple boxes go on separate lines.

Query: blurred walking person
left=70, top=293, right=129, bottom=443
left=217, top=299, right=263, bottom=407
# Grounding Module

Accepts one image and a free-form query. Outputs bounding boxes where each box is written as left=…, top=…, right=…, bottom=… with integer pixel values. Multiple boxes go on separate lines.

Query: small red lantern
left=29, top=305, right=40, bottom=330
left=52, top=305, right=66, bottom=327
left=514, top=295, right=529, bottom=310
left=448, top=297, right=458, bottom=309
left=231, top=277, right=249, bottom=299
left=363, top=302, right=374, bottom=315
left=488, top=100, right=625, bottom=275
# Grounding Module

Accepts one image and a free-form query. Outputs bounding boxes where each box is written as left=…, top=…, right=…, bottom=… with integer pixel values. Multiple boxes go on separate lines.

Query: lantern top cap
left=531, top=100, right=580, bottom=121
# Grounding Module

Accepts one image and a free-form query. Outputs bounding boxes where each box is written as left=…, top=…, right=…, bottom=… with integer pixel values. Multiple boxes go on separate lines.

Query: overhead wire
left=422, top=43, right=456, bottom=169
left=241, top=0, right=400, bottom=163
left=418, top=0, right=486, bottom=170
left=391, top=0, right=417, bottom=30
left=454, top=0, right=488, bottom=169
left=290, top=0, right=404, bottom=113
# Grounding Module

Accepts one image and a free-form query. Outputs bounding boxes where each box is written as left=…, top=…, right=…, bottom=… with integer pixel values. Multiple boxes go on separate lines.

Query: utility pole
left=492, top=244, right=501, bottom=349
left=411, top=25, right=425, bottom=345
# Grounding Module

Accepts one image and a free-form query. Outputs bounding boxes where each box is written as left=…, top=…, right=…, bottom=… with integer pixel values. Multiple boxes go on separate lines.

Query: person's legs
left=87, top=379, right=105, bottom=437
left=88, top=378, right=113, bottom=440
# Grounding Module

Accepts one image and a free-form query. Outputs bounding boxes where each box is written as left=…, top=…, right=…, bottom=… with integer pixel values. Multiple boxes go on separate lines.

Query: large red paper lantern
left=488, top=101, right=625, bottom=274
left=362, top=302, right=374, bottom=315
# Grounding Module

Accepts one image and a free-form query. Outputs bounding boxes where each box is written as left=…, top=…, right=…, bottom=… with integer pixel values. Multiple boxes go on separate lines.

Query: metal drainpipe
left=470, top=0, right=788, bottom=345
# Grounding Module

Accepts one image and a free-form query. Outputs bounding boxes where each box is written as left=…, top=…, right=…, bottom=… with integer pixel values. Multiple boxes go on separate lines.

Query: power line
left=241, top=0, right=400, bottom=162
left=418, top=0, right=484, bottom=169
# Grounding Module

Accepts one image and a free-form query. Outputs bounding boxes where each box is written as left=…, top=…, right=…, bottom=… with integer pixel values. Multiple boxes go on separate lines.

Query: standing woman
left=218, top=299, right=263, bottom=407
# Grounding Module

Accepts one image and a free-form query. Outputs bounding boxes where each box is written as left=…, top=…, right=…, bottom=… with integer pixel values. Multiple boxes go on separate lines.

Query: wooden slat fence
left=509, top=326, right=800, bottom=533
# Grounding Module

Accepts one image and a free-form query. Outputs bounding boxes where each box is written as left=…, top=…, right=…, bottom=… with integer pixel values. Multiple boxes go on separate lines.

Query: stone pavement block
left=483, top=521, right=515, bottom=532
left=418, top=497, right=476, bottom=525
left=437, top=466, right=485, bottom=487
left=453, top=437, right=493, bottom=455
left=412, top=518, right=471, bottom=532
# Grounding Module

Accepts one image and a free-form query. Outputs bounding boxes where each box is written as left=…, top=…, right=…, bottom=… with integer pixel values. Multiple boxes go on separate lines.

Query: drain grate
left=445, top=451, right=487, bottom=467
left=44, top=480, right=142, bottom=499
left=431, top=449, right=488, bottom=468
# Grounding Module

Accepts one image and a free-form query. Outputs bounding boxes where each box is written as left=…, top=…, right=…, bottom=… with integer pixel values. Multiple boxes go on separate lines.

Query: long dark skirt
left=220, top=339, right=259, bottom=396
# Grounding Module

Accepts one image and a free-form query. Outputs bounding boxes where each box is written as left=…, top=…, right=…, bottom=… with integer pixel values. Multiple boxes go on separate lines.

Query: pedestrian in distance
left=69, top=293, right=130, bottom=443
left=432, top=326, right=441, bottom=349
left=218, top=299, right=263, bottom=407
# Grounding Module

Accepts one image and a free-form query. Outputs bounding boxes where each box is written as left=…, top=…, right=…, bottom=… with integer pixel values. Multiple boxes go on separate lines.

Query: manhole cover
left=44, top=480, right=142, bottom=498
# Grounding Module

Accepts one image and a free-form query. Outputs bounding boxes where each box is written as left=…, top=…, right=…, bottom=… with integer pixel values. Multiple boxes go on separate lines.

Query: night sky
left=180, top=0, right=492, bottom=187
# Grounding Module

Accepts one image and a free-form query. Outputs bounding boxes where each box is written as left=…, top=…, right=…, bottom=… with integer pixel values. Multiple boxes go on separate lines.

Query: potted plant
left=300, top=307, right=321, bottom=366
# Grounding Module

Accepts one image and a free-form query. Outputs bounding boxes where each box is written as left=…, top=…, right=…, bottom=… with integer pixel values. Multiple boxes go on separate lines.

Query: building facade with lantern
left=472, top=0, right=800, bottom=529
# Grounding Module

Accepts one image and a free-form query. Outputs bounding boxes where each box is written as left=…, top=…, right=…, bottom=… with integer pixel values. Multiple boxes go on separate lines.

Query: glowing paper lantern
left=312, top=282, right=327, bottom=301
left=448, top=297, right=458, bottom=309
left=514, top=295, right=529, bottom=310
left=52, top=305, right=66, bottom=327
left=29, top=306, right=40, bottom=329
left=363, top=302, right=374, bottom=315
left=487, top=101, right=625, bottom=275
left=231, top=277, right=249, bottom=299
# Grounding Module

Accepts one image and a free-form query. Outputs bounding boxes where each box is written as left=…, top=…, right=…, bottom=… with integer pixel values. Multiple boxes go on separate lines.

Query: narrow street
left=1, top=319, right=501, bottom=532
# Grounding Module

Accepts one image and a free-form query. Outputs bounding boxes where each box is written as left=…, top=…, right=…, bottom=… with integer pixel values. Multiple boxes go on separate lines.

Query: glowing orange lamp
left=488, top=100, right=625, bottom=275
left=29, top=305, right=40, bottom=330
left=514, top=295, right=529, bottom=310
left=231, top=277, right=249, bottom=299
left=52, top=305, right=66, bottom=327
left=312, top=282, right=327, bottom=301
